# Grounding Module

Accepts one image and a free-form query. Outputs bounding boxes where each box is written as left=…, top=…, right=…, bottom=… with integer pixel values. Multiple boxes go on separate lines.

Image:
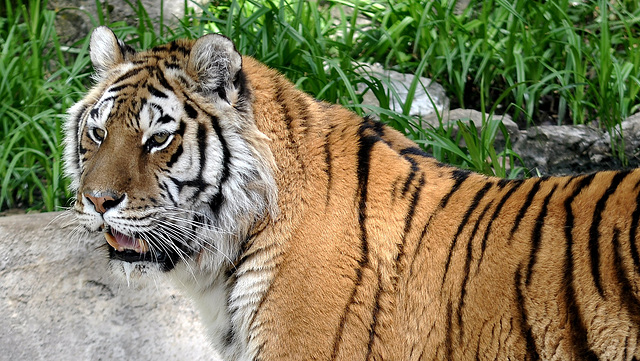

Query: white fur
left=90, top=26, right=127, bottom=81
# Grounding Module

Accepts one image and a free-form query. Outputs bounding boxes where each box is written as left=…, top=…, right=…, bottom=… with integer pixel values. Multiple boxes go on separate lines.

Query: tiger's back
left=246, top=53, right=640, bottom=359
left=65, top=27, right=640, bottom=361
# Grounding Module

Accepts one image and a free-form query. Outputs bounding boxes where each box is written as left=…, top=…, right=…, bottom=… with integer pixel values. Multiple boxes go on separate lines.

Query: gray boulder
left=514, top=114, right=640, bottom=175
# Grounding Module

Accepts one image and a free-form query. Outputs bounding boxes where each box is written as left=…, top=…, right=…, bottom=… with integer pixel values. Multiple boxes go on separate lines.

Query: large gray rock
left=513, top=114, right=640, bottom=175
left=0, top=212, right=217, bottom=361
left=358, top=63, right=448, bottom=119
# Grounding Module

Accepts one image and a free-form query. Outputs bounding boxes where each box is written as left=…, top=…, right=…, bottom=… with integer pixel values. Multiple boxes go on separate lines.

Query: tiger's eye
left=152, top=132, right=170, bottom=145
left=92, top=128, right=106, bottom=142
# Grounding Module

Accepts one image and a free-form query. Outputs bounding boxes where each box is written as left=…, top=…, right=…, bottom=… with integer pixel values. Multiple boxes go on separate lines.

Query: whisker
left=152, top=217, right=237, bottom=271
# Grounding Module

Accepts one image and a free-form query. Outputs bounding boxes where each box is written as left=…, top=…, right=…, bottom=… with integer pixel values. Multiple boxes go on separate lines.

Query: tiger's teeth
left=104, top=232, right=149, bottom=254
left=104, top=232, right=123, bottom=252
left=137, top=238, right=149, bottom=253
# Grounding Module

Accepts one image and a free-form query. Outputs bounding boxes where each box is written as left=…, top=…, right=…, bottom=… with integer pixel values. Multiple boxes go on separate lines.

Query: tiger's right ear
left=89, top=26, right=135, bottom=81
left=187, top=33, right=244, bottom=104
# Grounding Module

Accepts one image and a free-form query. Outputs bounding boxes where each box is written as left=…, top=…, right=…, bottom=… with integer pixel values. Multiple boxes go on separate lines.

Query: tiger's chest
left=172, top=268, right=268, bottom=361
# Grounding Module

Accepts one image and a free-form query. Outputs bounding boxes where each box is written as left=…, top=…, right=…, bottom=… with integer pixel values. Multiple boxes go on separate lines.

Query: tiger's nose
left=84, top=192, right=124, bottom=214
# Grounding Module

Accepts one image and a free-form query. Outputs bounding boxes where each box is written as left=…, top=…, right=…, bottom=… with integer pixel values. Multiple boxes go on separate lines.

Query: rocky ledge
left=0, top=212, right=217, bottom=361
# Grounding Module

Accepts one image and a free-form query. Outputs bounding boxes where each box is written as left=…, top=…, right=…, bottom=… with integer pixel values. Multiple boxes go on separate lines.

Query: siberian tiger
left=63, top=26, right=640, bottom=360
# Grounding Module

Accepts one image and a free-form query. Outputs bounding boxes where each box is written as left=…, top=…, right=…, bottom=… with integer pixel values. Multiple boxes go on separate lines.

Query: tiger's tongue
left=104, top=230, right=148, bottom=253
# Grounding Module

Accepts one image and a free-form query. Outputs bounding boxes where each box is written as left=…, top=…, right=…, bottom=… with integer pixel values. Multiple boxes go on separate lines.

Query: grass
left=0, top=0, right=91, bottom=211
left=2, top=0, right=639, bottom=211
left=352, top=0, right=640, bottom=161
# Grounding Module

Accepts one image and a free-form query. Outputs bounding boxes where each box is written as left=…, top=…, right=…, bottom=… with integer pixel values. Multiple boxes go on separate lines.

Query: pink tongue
left=112, top=230, right=137, bottom=249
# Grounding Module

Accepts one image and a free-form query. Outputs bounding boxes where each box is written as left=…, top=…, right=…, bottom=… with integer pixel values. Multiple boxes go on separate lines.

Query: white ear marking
left=90, top=26, right=126, bottom=80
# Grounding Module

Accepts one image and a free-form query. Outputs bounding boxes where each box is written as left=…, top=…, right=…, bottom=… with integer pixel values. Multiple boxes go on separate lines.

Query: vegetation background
left=1, top=0, right=640, bottom=212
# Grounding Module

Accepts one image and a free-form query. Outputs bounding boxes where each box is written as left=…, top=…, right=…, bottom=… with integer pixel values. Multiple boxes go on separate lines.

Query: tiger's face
left=64, top=27, right=277, bottom=281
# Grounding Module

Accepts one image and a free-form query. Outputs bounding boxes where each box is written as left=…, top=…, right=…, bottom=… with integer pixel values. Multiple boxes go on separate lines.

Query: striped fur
left=64, top=27, right=640, bottom=360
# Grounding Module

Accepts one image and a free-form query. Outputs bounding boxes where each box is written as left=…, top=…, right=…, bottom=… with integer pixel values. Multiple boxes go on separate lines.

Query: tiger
left=63, top=26, right=640, bottom=361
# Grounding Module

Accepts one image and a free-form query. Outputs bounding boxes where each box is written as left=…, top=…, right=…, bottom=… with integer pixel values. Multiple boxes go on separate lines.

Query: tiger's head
left=63, top=27, right=277, bottom=282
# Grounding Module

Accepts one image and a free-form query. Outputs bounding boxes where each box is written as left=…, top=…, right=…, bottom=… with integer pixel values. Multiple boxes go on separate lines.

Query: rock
left=512, top=114, right=640, bottom=175
left=421, top=108, right=520, bottom=148
left=0, top=212, right=218, bottom=361
left=48, top=0, right=203, bottom=44
left=358, top=63, right=448, bottom=119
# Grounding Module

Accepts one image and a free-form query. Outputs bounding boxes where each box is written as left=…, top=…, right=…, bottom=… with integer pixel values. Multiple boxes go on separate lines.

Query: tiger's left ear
left=187, top=34, right=244, bottom=104
left=89, top=26, right=135, bottom=81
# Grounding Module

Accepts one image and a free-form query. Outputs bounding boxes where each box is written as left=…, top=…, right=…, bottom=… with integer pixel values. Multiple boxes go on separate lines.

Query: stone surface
left=0, top=212, right=218, bottom=361
left=513, top=114, right=640, bottom=175
left=421, top=108, right=519, bottom=147
left=49, top=0, right=200, bottom=43
left=359, top=63, right=448, bottom=119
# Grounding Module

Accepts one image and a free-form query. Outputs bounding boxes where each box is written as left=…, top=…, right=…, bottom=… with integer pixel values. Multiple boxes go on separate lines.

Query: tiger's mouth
left=103, top=227, right=166, bottom=263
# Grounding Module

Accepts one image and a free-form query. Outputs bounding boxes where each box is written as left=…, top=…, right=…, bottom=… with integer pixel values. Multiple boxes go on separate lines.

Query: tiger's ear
left=187, top=34, right=244, bottom=103
left=89, top=26, right=135, bottom=81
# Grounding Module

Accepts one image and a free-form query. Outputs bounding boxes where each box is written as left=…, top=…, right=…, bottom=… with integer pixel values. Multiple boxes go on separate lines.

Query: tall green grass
left=351, top=0, right=640, bottom=163
left=3, top=0, right=638, bottom=211
left=0, top=0, right=92, bottom=211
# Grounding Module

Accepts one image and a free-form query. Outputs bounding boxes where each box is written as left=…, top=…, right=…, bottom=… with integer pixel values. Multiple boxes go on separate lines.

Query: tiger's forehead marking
left=90, top=65, right=184, bottom=139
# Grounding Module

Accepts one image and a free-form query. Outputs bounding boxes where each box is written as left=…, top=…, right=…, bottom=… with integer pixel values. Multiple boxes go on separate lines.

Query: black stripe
left=476, top=181, right=523, bottom=274
left=562, top=175, right=578, bottom=190
left=155, top=66, right=175, bottom=94
left=330, top=124, right=377, bottom=360
left=395, top=174, right=425, bottom=274
left=497, top=178, right=512, bottom=189
left=184, top=103, right=198, bottom=119
left=73, top=104, right=88, bottom=168
left=276, top=83, right=306, bottom=172
left=514, top=265, right=540, bottom=360
left=147, top=84, right=167, bottom=98
left=407, top=171, right=469, bottom=284
left=113, top=67, right=143, bottom=85
left=108, top=84, right=131, bottom=93
left=629, top=189, right=640, bottom=274
left=400, top=156, right=419, bottom=196
left=159, top=181, right=178, bottom=207
left=215, top=85, right=228, bottom=103
left=400, top=146, right=432, bottom=159
left=166, top=120, right=220, bottom=203
left=365, top=266, right=383, bottom=360
left=509, top=178, right=544, bottom=241
left=324, top=126, right=333, bottom=207
left=589, top=170, right=630, bottom=297
left=457, top=200, right=493, bottom=341
left=233, top=69, right=249, bottom=101
left=166, top=144, right=183, bottom=168
left=151, top=44, right=169, bottom=53
left=196, top=123, right=207, bottom=170
left=612, top=228, right=640, bottom=328
left=442, top=182, right=493, bottom=285
left=176, top=120, right=186, bottom=137
left=440, top=169, right=471, bottom=208
left=525, top=184, right=558, bottom=285
left=364, top=118, right=385, bottom=137
left=445, top=302, right=454, bottom=360
left=157, top=114, right=174, bottom=124
left=408, top=216, right=432, bottom=281
left=210, top=115, right=231, bottom=214
left=563, top=173, right=599, bottom=360
left=168, top=41, right=190, bottom=55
